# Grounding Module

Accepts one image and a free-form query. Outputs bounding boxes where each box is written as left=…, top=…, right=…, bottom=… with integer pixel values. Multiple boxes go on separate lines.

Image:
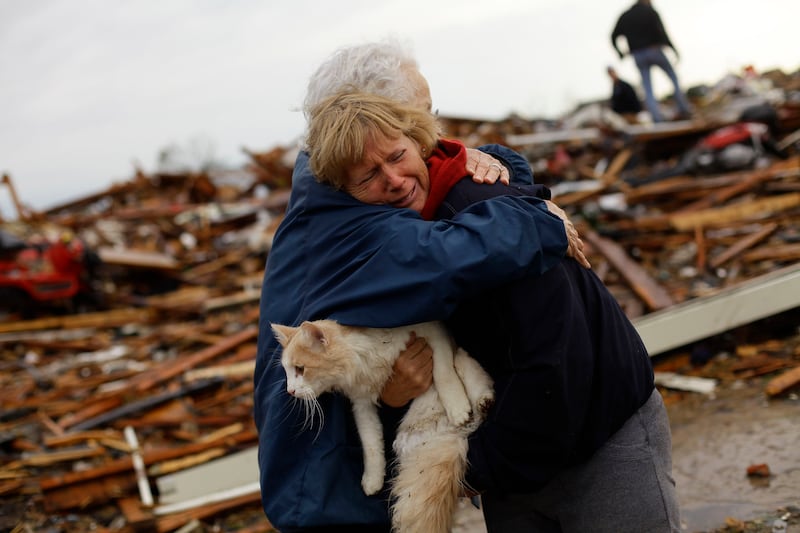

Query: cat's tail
left=390, top=431, right=466, bottom=533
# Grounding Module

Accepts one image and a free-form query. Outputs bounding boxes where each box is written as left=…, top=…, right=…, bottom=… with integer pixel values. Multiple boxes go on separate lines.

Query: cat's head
left=272, top=320, right=352, bottom=399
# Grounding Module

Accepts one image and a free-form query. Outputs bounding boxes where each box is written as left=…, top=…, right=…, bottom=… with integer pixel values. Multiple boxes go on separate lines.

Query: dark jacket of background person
left=611, top=1, right=676, bottom=57
left=434, top=179, right=656, bottom=495
left=611, top=77, right=643, bottom=115
left=253, top=145, right=568, bottom=531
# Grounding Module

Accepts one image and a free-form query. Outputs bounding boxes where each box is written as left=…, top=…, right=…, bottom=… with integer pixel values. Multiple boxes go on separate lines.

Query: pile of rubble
left=1, top=66, right=799, bottom=532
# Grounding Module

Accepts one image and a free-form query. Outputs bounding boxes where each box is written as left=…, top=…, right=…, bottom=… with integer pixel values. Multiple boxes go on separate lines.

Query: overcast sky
left=1, top=0, right=797, bottom=213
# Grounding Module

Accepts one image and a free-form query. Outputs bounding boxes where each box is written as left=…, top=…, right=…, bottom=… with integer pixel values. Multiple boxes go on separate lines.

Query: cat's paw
left=475, top=394, right=494, bottom=421
left=448, top=405, right=473, bottom=428
left=361, top=472, right=384, bottom=496
left=461, top=394, right=494, bottom=433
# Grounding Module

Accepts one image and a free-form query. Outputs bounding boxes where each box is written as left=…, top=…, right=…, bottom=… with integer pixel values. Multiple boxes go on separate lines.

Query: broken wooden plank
left=765, top=365, right=800, bottom=397
left=184, top=361, right=255, bottom=383
left=58, top=396, right=125, bottom=431
left=39, top=430, right=258, bottom=511
left=70, top=377, right=223, bottom=431
left=131, top=326, right=257, bottom=392
left=677, top=170, right=771, bottom=213
left=556, top=149, right=633, bottom=206
left=669, top=192, right=800, bottom=231
left=0, top=308, right=157, bottom=334
left=584, top=229, right=675, bottom=311
left=506, top=127, right=601, bottom=146
left=709, top=223, right=778, bottom=268
left=125, top=426, right=154, bottom=508
left=742, top=242, right=800, bottom=263
left=654, top=372, right=717, bottom=395
left=97, top=247, right=181, bottom=270
left=6, top=443, right=106, bottom=469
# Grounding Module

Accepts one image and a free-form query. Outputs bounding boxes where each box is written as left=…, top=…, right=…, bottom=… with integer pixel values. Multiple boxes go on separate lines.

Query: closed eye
left=295, top=365, right=304, bottom=376
left=357, top=171, right=377, bottom=186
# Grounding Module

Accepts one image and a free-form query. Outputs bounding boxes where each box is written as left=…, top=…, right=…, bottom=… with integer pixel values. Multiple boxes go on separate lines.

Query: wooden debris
left=583, top=229, right=675, bottom=311
left=765, top=365, right=800, bottom=397
left=709, top=222, right=778, bottom=268
left=654, top=372, right=717, bottom=395
left=1, top=64, right=799, bottom=531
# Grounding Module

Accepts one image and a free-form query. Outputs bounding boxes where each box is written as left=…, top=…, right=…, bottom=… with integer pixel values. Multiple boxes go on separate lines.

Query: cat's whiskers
left=296, top=396, right=325, bottom=440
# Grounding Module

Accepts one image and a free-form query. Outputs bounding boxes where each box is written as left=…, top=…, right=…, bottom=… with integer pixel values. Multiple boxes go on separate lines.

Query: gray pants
left=481, top=389, right=681, bottom=532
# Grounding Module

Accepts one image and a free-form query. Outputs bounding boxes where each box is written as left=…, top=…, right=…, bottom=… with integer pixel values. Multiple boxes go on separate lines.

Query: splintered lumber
left=147, top=448, right=227, bottom=477
left=203, top=288, right=261, bottom=311
left=69, top=377, right=223, bottom=431
left=97, top=247, right=181, bottom=270
left=125, top=426, right=154, bottom=508
left=184, top=360, right=255, bottom=382
left=181, top=250, right=249, bottom=281
left=0, top=308, right=157, bottom=334
left=0, top=479, right=25, bottom=496
left=131, top=325, right=258, bottom=392
left=584, top=229, right=675, bottom=311
left=39, top=430, right=258, bottom=511
left=43, top=470, right=139, bottom=512
left=765, top=365, right=800, bottom=396
left=709, top=223, right=778, bottom=268
left=1, top=173, right=36, bottom=221
left=6, top=444, right=107, bottom=469
left=742, top=243, right=800, bottom=263
left=675, top=171, right=767, bottom=212
left=669, top=192, right=800, bottom=231
left=557, top=149, right=632, bottom=206
left=58, top=396, right=125, bottom=430
left=654, top=372, right=717, bottom=394
left=143, top=488, right=262, bottom=532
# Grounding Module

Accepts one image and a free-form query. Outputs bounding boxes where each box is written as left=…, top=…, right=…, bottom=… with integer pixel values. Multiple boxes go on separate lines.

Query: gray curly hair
left=303, top=38, right=420, bottom=120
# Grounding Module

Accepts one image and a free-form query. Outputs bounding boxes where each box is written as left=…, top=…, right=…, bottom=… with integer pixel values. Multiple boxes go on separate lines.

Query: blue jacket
left=254, top=145, right=566, bottom=530
left=435, top=179, right=655, bottom=495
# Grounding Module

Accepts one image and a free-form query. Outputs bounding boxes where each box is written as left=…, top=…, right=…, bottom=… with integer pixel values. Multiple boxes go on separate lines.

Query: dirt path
left=667, top=379, right=800, bottom=532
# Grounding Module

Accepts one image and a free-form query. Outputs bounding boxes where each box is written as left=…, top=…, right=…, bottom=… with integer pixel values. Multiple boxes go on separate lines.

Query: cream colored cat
left=271, top=319, right=494, bottom=533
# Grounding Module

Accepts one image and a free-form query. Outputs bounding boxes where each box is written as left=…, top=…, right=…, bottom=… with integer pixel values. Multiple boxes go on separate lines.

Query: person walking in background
left=607, top=66, right=642, bottom=123
left=611, top=0, right=692, bottom=122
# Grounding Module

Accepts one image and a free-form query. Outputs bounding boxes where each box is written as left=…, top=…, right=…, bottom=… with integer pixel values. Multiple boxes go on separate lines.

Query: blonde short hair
left=306, top=91, right=440, bottom=189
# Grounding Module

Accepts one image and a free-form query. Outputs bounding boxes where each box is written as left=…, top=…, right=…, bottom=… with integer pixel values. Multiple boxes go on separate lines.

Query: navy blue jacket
left=254, top=145, right=567, bottom=530
left=435, top=180, right=655, bottom=495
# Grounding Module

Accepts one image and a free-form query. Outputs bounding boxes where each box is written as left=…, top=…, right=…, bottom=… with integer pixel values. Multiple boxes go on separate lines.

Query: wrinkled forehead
left=353, top=127, right=403, bottom=164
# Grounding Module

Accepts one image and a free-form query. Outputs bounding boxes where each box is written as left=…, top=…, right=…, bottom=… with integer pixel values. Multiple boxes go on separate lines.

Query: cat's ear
left=300, top=321, right=328, bottom=347
left=271, top=323, right=297, bottom=347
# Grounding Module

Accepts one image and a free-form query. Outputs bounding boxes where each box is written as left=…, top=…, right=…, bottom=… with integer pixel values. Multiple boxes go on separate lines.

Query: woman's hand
left=465, top=148, right=510, bottom=185
left=545, top=200, right=591, bottom=269
left=380, top=333, right=434, bottom=407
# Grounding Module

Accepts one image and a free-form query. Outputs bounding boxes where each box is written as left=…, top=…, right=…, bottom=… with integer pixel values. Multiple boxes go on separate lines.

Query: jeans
left=632, top=46, right=691, bottom=122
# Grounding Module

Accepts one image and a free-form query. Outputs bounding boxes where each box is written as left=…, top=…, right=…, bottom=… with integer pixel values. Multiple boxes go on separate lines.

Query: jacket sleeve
left=477, top=144, right=535, bottom=185
left=308, top=195, right=567, bottom=327
left=278, top=152, right=567, bottom=328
